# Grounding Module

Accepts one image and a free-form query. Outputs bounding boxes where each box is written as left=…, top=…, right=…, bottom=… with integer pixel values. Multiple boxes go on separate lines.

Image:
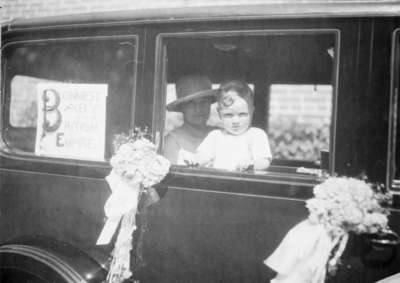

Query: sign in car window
left=35, top=83, right=108, bottom=161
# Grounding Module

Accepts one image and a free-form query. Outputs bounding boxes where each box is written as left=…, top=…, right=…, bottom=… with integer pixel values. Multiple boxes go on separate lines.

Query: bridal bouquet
left=306, top=177, right=390, bottom=240
left=96, top=128, right=170, bottom=283
left=265, top=177, right=392, bottom=283
left=110, top=129, right=171, bottom=188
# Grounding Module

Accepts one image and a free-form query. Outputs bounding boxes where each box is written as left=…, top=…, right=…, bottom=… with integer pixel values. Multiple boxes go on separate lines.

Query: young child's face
left=218, top=91, right=253, bottom=135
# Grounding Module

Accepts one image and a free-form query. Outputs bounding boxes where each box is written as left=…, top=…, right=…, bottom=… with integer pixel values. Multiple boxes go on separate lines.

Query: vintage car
left=1, top=1, right=400, bottom=282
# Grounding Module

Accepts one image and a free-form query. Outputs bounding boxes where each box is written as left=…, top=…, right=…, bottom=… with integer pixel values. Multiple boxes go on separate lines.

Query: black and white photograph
left=1, top=1, right=400, bottom=282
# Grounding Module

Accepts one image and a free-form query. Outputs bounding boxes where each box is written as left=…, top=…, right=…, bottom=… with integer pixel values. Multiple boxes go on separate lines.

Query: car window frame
left=153, top=28, right=341, bottom=182
left=0, top=34, right=139, bottom=167
left=388, top=28, right=400, bottom=192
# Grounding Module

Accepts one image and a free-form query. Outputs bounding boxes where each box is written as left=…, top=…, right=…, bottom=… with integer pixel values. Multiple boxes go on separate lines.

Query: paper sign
left=35, top=83, right=108, bottom=161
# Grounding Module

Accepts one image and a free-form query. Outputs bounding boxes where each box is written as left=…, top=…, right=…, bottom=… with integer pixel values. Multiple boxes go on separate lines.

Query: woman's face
left=218, top=93, right=253, bottom=135
left=181, top=97, right=212, bottom=127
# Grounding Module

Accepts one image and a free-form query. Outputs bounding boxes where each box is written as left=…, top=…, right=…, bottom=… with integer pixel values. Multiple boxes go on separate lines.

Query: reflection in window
left=161, top=31, right=337, bottom=170
left=268, top=84, right=332, bottom=163
left=3, top=38, right=137, bottom=160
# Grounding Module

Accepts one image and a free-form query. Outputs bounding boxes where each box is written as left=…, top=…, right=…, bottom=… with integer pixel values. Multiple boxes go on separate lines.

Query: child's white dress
left=196, top=127, right=272, bottom=171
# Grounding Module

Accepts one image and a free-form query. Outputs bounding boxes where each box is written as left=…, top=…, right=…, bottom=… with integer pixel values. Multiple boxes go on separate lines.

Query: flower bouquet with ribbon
left=96, top=128, right=170, bottom=283
left=265, top=177, right=393, bottom=283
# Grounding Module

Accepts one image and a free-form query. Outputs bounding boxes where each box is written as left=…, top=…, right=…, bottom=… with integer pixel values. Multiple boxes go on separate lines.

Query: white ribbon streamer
left=265, top=220, right=344, bottom=283
left=106, top=207, right=137, bottom=283
left=96, top=170, right=141, bottom=245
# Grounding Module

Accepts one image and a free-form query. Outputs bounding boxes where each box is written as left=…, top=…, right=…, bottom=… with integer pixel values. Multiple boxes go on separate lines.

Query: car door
left=139, top=18, right=344, bottom=283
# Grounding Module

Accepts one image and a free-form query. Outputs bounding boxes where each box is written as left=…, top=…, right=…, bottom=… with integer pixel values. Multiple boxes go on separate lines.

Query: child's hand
left=178, top=149, right=199, bottom=168
left=236, top=158, right=254, bottom=172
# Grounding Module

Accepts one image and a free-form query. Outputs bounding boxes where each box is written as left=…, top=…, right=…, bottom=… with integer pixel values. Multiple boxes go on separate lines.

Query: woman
left=164, top=75, right=217, bottom=164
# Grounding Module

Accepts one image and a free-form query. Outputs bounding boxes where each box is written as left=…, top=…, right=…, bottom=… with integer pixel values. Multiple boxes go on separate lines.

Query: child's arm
left=247, top=128, right=273, bottom=171
left=254, top=157, right=271, bottom=171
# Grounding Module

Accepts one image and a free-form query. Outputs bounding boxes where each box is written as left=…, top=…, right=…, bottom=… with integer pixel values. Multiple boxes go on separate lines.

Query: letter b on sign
left=42, top=89, right=62, bottom=132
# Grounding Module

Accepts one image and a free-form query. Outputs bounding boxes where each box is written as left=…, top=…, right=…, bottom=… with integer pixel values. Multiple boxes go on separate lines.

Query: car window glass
left=3, top=37, right=137, bottom=161
left=160, top=31, right=337, bottom=172
left=268, top=84, right=332, bottom=165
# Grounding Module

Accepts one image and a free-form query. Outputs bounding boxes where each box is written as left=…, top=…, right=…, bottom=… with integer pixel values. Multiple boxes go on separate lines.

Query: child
left=184, top=80, right=272, bottom=171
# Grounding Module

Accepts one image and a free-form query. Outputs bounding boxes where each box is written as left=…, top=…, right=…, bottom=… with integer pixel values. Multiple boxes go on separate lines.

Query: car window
left=2, top=37, right=137, bottom=161
left=159, top=30, right=338, bottom=173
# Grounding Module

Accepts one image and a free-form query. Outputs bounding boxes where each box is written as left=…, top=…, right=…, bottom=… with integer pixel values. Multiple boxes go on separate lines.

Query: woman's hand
left=183, top=157, right=200, bottom=168
left=178, top=149, right=199, bottom=167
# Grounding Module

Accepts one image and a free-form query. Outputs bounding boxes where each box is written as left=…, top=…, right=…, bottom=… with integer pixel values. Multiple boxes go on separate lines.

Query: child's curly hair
left=218, top=80, right=254, bottom=108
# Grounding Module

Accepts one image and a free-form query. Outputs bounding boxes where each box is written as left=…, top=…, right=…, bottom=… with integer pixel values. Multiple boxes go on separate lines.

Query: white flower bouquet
left=306, top=177, right=390, bottom=239
left=265, top=176, right=393, bottom=283
left=111, top=130, right=171, bottom=188
left=97, top=128, right=170, bottom=283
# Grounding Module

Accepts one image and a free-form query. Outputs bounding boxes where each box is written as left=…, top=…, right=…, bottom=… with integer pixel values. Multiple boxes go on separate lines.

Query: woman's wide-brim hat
left=166, top=75, right=218, bottom=112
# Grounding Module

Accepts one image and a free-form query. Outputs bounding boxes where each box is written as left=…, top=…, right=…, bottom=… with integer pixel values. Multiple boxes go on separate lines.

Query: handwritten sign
left=35, top=83, right=108, bottom=161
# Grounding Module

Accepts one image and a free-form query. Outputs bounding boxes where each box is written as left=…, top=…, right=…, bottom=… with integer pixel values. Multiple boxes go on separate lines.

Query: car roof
left=3, top=1, right=400, bottom=30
